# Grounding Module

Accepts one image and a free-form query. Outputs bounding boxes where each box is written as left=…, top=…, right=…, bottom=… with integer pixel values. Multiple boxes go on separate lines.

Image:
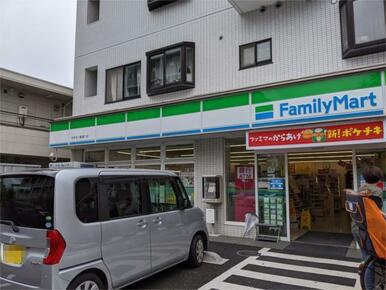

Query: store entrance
left=288, top=150, right=354, bottom=241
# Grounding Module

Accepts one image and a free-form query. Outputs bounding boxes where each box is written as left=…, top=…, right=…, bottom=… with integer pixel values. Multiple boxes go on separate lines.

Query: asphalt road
left=125, top=242, right=261, bottom=290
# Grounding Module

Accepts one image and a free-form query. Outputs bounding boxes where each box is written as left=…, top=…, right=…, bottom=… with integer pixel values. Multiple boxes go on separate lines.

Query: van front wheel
left=68, top=273, right=105, bottom=290
left=187, top=234, right=205, bottom=268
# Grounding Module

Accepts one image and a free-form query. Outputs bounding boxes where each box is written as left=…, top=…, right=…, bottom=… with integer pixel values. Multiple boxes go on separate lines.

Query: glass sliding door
left=256, top=153, right=288, bottom=239
left=225, top=139, right=256, bottom=222
left=356, top=148, right=386, bottom=210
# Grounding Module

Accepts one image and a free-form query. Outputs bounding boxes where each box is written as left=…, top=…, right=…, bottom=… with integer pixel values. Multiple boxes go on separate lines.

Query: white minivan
left=0, top=169, right=208, bottom=289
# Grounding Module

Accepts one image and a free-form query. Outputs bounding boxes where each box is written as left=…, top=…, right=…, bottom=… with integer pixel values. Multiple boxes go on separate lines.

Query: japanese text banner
left=247, top=121, right=384, bottom=149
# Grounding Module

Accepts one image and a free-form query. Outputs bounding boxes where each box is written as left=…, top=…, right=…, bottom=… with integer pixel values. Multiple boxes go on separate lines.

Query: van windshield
left=0, top=175, right=54, bottom=229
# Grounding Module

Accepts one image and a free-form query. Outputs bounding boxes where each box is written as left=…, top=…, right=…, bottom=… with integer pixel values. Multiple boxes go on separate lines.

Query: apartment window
left=146, top=42, right=195, bottom=96
left=340, top=0, right=386, bottom=58
left=148, top=0, right=178, bottom=11
left=87, top=0, right=100, bottom=24
left=239, top=39, right=272, bottom=69
left=106, top=62, right=141, bottom=103
left=85, top=66, right=98, bottom=97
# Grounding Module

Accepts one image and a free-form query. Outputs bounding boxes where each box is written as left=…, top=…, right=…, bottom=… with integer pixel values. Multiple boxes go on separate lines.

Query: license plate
left=1, top=243, right=26, bottom=265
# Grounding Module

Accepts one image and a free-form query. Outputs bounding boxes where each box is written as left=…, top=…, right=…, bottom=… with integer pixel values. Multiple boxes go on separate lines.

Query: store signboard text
left=247, top=121, right=384, bottom=149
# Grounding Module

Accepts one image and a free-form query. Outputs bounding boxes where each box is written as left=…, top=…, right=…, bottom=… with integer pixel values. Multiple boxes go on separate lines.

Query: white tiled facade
left=73, top=0, right=385, bottom=116
left=69, top=0, right=386, bottom=239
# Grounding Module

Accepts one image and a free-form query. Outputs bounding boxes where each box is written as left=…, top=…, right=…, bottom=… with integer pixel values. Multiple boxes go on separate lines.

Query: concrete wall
left=0, top=82, right=71, bottom=158
left=73, top=0, right=386, bottom=116
left=0, top=85, right=67, bottom=121
left=0, top=125, right=70, bottom=158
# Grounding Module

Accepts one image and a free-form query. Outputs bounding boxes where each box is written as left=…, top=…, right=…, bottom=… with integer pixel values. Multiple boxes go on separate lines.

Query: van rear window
left=0, top=175, right=54, bottom=229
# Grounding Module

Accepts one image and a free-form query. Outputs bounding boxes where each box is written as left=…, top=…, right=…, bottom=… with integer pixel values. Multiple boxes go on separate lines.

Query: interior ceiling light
left=289, top=159, right=352, bottom=164
left=116, top=151, right=131, bottom=155
left=136, top=149, right=161, bottom=153
left=288, top=151, right=352, bottom=156
left=165, top=148, right=194, bottom=152
left=288, top=155, right=354, bottom=160
left=136, top=153, right=160, bottom=158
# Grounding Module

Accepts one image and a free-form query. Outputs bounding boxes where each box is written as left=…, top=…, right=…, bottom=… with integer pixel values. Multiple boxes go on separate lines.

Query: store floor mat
left=295, top=231, right=354, bottom=247
left=273, top=243, right=360, bottom=261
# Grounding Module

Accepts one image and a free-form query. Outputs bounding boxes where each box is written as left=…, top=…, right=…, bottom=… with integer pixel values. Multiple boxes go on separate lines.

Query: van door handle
left=136, top=220, right=147, bottom=229
left=152, top=217, right=162, bottom=224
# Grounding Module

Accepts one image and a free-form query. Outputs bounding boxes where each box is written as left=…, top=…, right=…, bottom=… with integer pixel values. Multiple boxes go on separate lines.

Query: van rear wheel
left=187, top=234, right=205, bottom=268
left=68, top=273, right=105, bottom=290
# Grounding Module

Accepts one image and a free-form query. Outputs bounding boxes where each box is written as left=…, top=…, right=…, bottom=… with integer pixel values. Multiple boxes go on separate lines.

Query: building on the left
left=0, top=68, right=72, bottom=171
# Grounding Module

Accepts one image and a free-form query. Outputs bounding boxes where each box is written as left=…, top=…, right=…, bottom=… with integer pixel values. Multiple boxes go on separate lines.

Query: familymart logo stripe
left=255, top=105, right=274, bottom=120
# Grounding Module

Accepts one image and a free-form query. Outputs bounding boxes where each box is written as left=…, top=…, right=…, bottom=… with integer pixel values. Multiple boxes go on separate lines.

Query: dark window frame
left=105, top=61, right=141, bottom=104
left=239, top=38, right=272, bottom=70
left=147, top=0, right=178, bottom=11
left=339, top=0, right=386, bottom=58
left=146, top=42, right=195, bottom=96
left=75, top=177, right=99, bottom=224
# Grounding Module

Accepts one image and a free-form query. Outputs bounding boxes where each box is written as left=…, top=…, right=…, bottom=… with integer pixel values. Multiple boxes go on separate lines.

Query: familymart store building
left=50, top=70, right=386, bottom=242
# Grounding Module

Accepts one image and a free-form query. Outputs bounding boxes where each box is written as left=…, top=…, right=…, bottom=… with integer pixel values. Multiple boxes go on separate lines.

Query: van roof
left=0, top=168, right=178, bottom=177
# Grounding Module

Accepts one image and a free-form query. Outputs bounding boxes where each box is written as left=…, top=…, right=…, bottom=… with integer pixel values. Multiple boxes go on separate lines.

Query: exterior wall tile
left=73, top=0, right=386, bottom=116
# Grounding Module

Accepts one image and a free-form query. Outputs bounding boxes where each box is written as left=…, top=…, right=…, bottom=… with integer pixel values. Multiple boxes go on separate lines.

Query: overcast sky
left=0, top=0, right=76, bottom=88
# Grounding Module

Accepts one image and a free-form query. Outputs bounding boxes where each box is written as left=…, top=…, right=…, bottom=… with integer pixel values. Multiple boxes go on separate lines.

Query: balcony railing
left=0, top=110, right=51, bottom=131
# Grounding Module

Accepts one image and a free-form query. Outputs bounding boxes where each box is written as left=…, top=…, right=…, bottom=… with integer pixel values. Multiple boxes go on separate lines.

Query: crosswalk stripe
left=235, top=268, right=357, bottom=290
left=257, top=255, right=357, bottom=273
left=249, top=258, right=358, bottom=279
left=262, top=250, right=360, bottom=267
left=199, top=248, right=361, bottom=290
left=209, top=281, right=264, bottom=290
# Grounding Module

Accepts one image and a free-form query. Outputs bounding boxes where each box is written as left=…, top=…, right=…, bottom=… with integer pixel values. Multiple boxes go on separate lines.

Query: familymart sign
left=50, top=71, right=385, bottom=147
left=252, top=87, right=383, bottom=128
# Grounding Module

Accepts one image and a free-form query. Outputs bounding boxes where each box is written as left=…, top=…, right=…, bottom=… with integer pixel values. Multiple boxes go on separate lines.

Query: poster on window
left=234, top=165, right=255, bottom=222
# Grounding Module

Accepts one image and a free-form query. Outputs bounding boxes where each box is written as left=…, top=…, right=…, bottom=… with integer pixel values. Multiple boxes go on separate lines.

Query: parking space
left=125, top=242, right=261, bottom=290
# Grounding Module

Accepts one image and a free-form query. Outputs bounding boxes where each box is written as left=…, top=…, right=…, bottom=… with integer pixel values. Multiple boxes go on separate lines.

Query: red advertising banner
left=234, top=166, right=255, bottom=222
left=248, top=121, right=384, bottom=148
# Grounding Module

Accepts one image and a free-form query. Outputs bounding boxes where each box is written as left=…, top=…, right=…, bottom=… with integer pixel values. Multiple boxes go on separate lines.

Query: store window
left=340, top=0, right=386, bottom=58
left=165, top=163, right=194, bottom=204
left=225, top=139, right=256, bottom=222
left=257, top=154, right=287, bottom=237
left=135, top=164, right=161, bottom=170
left=135, top=146, right=161, bottom=161
left=109, top=149, right=131, bottom=162
left=356, top=149, right=386, bottom=209
left=146, top=42, right=195, bottom=96
left=106, top=62, right=141, bottom=103
left=165, top=144, right=194, bottom=159
left=85, top=150, right=105, bottom=163
left=239, top=39, right=272, bottom=69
